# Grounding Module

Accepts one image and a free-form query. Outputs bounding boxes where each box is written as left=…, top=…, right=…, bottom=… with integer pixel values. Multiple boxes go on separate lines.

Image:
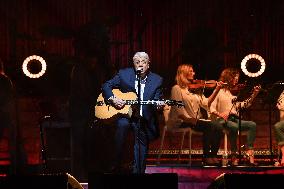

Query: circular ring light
left=22, top=55, right=47, bottom=78
left=241, top=54, right=265, bottom=77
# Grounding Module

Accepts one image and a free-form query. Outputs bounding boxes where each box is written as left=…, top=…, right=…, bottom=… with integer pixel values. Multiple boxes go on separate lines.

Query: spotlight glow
left=22, top=55, right=47, bottom=78
left=241, top=54, right=265, bottom=77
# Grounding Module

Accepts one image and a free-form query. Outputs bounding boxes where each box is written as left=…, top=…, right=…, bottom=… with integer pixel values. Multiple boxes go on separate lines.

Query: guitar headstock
left=165, top=100, right=184, bottom=107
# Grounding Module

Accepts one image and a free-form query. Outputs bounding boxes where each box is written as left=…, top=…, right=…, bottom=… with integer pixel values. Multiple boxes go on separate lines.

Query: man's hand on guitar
left=109, top=96, right=126, bottom=109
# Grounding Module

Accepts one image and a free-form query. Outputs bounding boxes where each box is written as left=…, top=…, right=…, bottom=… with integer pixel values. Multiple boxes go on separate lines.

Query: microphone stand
left=136, top=70, right=142, bottom=174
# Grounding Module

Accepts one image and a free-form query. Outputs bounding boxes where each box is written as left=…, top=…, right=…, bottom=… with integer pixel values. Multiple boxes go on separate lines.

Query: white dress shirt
left=210, top=88, right=254, bottom=117
left=135, top=76, right=147, bottom=116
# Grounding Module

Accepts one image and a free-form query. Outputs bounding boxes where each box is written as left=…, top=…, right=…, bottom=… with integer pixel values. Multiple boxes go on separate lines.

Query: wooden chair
left=157, top=105, right=202, bottom=165
left=222, top=127, right=249, bottom=166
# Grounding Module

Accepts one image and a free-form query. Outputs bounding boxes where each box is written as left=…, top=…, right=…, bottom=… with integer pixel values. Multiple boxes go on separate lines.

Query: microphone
left=136, top=67, right=143, bottom=75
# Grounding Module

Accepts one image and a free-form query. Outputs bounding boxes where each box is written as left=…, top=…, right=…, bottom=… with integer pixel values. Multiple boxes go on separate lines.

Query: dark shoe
left=243, top=152, right=258, bottom=166
left=231, top=154, right=239, bottom=166
left=243, top=160, right=258, bottom=166
left=231, top=158, right=239, bottom=166
left=203, top=158, right=215, bottom=166
left=212, top=157, right=220, bottom=164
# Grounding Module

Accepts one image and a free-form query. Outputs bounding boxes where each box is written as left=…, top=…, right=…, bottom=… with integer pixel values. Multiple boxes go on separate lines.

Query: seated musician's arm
left=207, top=82, right=222, bottom=107
left=171, top=86, right=195, bottom=123
left=209, top=94, right=221, bottom=119
left=237, top=87, right=260, bottom=109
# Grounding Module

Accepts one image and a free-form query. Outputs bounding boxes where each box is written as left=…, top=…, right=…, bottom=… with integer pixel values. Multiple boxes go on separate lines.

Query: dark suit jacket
left=102, top=67, right=163, bottom=139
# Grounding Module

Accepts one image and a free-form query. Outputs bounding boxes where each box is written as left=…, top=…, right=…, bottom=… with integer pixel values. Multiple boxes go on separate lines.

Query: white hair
left=133, top=52, right=150, bottom=62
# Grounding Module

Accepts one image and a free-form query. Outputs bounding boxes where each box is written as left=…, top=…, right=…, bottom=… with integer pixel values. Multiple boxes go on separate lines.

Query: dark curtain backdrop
left=0, top=0, right=284, bottom=166
left=0, top=0, right=284, bottom=95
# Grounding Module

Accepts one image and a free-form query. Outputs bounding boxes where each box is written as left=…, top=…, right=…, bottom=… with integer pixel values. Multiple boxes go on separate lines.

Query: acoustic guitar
left=95, top=89, right=184, bottom=120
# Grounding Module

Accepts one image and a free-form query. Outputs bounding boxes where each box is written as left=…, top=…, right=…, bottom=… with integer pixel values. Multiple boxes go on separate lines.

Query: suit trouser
left=116, top=117, right=149, bottom=173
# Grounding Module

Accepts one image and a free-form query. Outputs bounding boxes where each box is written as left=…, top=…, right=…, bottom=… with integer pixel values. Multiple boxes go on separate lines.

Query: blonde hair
left=175, top=64, right=193, bottom=88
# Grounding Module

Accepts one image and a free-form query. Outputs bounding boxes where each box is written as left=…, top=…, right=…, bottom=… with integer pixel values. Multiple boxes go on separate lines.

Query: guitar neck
left=125, top=100, right=164, bottom=105
left=96, top=99, right=184, bottom=107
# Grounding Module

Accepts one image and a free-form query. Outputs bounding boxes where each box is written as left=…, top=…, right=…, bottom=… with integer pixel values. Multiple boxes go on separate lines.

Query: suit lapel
left=128, top=69, right=136, bottom=91
left=143, top=72, right=153, bottom=100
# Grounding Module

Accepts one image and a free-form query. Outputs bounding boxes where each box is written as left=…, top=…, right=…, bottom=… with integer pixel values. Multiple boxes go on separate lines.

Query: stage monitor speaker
left=208, top=173, right=284, bottom=189
left=0, top=174, right=68, bottom=189
left=88, top=173, right=178, bottom=189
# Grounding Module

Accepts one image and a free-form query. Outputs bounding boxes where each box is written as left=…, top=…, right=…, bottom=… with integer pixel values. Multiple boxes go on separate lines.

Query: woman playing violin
left=167, top=64, right=225, bottom=165
left=210, top=68, right=261, bottom=166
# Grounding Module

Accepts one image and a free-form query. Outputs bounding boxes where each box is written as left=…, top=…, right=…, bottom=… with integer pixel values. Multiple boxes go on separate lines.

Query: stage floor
left=80, top=165, right=284, bottom=189
left=146, top=164, right=284, bottom=189
left=0, top=163, right=283, bottom=189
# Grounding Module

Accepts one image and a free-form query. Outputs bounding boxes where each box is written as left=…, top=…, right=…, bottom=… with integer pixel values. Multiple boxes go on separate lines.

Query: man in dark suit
left=102, top=52, right=164, bottom=173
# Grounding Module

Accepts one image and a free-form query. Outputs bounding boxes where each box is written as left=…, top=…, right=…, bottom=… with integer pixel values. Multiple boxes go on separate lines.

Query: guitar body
left=95, top=89, right=184, bottom=120
left=95, top=89, right=137, bottom=120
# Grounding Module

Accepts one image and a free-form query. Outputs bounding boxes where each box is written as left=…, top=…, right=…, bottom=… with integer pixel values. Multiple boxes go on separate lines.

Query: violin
left=229, top=83, right=247, bottom=95
left=188, top=80, right=217, bottom=90
left=229, top=83, right=262, bottom=96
